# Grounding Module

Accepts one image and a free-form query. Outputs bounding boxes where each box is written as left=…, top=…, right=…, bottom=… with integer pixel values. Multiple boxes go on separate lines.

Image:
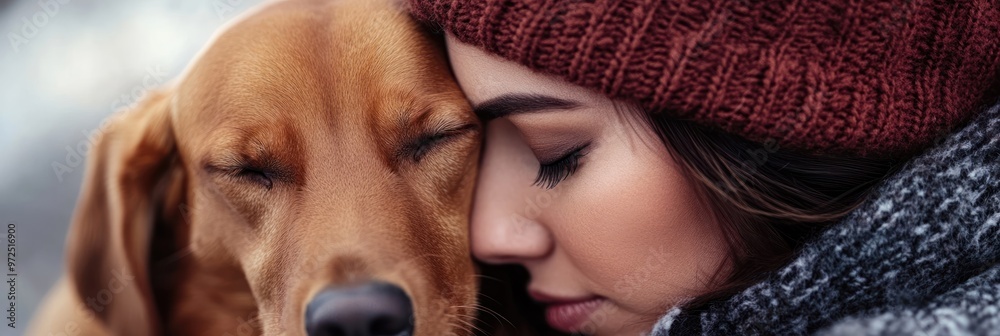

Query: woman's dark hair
left=635, top=106, right=901, bottom=309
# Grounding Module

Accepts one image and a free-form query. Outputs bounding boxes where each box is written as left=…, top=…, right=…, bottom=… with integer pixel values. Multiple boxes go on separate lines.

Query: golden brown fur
left=27, top=0, right=481, bottom=334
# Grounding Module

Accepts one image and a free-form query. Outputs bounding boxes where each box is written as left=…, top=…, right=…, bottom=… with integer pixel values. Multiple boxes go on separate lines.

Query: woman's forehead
left=445, top=34, right=610, bottom=108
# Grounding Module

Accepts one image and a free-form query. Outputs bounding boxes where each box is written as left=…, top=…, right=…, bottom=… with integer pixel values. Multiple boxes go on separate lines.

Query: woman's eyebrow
left=472, top=93, right=582, bottom=121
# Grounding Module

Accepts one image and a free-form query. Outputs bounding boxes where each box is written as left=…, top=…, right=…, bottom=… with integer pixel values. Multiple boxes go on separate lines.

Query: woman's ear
left=64, top=88, right=180, bottom=335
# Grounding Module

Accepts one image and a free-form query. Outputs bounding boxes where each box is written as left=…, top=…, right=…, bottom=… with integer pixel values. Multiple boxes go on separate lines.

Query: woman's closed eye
left=533, top=142, right=590, bottom=189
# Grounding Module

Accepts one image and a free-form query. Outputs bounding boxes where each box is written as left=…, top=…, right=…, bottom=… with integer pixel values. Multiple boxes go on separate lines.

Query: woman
left=409, top=1, right=1000, bottom=335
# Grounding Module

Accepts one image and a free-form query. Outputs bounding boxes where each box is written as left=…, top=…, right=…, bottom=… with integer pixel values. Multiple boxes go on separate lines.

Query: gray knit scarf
left=651, top=100, right=1000, bottom=336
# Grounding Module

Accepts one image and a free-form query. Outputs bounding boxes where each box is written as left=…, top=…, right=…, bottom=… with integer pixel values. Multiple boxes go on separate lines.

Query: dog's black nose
left=305, top=281, right=414, bottom=336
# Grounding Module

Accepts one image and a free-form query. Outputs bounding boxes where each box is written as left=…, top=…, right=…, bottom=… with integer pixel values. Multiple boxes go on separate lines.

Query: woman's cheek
left=552, top=135, right=727, bottom=313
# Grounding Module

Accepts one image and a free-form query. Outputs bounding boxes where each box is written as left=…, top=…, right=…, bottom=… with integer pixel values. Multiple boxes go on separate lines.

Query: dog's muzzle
left=305, top=281, right=414, bottom=336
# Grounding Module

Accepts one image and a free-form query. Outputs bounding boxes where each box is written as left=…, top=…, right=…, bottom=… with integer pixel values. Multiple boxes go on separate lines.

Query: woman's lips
left=530, top=291, right=607, bottom=333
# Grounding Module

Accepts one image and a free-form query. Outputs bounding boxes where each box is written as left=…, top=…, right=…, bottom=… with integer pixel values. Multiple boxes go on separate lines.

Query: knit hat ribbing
left=409, top=0, right=1000, bottom=158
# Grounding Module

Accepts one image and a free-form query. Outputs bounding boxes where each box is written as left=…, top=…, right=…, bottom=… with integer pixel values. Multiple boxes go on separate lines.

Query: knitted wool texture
left=408, top=0, right=1000, bottom=157
left=652, top=100, right=1000, bottom=335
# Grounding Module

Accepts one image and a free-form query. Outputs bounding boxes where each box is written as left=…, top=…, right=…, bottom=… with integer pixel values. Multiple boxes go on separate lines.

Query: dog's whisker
left=446, top=322, right=472, bottom=336
left=452, top=303, right=515, bottom=329
left=471, top=292, right=507, bottom=307
left=472, top=309, right=513, bottom=329
left=449, top=313, right=484, bottom=336
left=472, top=274, right=504, bottom=283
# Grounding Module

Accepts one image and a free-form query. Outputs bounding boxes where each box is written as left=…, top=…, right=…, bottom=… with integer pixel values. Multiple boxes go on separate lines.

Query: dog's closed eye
left=400, top=124, right=478, bottom=163
left=204, top=156, right=292, bottom=191
left=227, top=165, right=275, bottom=189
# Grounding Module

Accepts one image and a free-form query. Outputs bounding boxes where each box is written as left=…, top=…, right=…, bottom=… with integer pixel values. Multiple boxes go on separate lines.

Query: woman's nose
left=471, top=207, right=553, bottom=264
left=471, top=120, right=554, bottom=264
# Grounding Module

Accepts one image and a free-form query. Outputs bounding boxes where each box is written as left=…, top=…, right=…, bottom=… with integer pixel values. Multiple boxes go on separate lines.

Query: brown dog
left=27, top=0, right=483, bottom=334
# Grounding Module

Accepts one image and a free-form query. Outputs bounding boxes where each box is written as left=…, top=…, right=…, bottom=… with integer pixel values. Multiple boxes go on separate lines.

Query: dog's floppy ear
left=64, top=88, right=180, bottom=335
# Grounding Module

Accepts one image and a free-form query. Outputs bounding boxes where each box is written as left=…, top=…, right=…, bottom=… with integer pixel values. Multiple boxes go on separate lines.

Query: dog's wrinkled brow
left=388, top=93, right=477, bottom=139
left=202, top=124, right=305, bottom=185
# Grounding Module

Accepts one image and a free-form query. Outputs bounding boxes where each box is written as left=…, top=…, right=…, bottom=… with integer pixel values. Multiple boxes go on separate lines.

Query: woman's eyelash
left=533, top=143, right=589, bottom=189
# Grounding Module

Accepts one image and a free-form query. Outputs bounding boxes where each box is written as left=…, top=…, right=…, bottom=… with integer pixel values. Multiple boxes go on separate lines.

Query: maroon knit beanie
left=408, top=0, right=1000, bottom=158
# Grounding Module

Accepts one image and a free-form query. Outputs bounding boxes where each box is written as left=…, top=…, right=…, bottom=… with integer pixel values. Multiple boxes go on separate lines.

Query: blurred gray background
left=0, top=0, right=267, bottom=334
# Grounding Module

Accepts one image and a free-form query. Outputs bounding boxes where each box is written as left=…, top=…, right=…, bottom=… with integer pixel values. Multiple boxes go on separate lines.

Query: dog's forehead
left=177, top=0, right=459, bottom=121
left=172, top=0, right=472, bottom=168
left=211, top=0, right=440, bottom=78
